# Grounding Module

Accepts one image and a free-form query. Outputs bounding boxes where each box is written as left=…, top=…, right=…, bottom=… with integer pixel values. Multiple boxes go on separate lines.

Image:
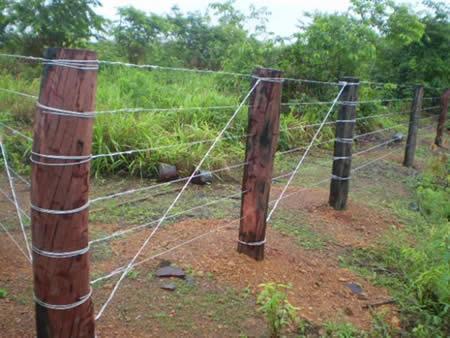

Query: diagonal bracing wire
left=90, top=189, right=246, bottom=245
left=90, top=122, right=437, bottom=286
left=0, top=141, right=32, bottom=259
left=266, top=82, right=348, bottom=222
left=0, top=221, right=31, bottom=263
left=94, top=79, right=262, bottom=320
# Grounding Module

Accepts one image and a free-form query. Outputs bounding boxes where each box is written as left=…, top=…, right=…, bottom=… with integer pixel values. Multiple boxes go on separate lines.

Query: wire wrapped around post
left=329, top=77, right=359, bottom=210
left=237, top=67, right=283, bottom=261
left=31, top=48, right=97, bottom=338
left=403, top=85, right=424, bottom=167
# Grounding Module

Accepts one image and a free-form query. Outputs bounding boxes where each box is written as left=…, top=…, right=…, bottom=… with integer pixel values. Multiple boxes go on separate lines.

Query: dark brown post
left=435, top=88, right=450, bottom=147
left=329, top=77, right=359, bottom=210
left=403, top=86, right=424, bottom=167
left=31, top=48, right=97, bottom=337
left=237, top=68, right=282, bottom=261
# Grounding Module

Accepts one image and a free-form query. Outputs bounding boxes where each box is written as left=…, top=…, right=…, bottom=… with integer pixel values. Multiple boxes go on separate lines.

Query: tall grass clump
left=0, top=63, right=420, bottom=178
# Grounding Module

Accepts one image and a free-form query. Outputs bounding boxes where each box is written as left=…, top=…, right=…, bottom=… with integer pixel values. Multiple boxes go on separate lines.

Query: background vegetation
left=0, top=0, right=447, bottom=176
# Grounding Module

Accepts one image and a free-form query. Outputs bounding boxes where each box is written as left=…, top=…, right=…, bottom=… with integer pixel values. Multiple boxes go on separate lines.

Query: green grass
left=344, top=154, right=450, bottom=337
left=0, top=61, right=416, bottom=179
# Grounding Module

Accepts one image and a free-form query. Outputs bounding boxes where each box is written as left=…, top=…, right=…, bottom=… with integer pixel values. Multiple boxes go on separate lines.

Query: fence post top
left=44, top=47, right=97, bottom=60
left=253, top=67, right=283, bottom=78
left=340, top=76, right=359, bottom=84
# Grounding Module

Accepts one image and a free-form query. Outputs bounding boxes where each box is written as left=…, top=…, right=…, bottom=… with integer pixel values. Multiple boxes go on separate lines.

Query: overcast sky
left=97, top=0, right=355, bottom=37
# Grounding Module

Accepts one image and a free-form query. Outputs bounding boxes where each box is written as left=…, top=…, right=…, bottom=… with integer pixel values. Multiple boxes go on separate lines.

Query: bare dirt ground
left=1, top=188, right=400, bottom=337
left=0, top=130, right=441, bottom=337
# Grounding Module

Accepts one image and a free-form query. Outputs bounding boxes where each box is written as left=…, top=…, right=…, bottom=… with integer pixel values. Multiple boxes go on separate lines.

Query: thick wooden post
left=434, top=88, right=450, bottom=147
left=237, top=68, right=282, bottom=261
left=31, top=48, right=97, bottom=337
left=329, top=77, right=359, bottom=210
left=403, top=86, right=424, bottom=167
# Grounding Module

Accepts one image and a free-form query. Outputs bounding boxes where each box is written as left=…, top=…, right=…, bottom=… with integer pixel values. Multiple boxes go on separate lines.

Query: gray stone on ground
left=346, top=282, right=363, bottom=295
left=156, top=266, right=186, bottom=279
left=160, top=282, right=177, bottom=291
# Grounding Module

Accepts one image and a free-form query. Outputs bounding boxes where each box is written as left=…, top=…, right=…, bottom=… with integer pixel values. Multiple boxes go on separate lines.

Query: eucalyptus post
left=31, top=48, right=97, bottom=338
left=237, top=68, right=282, bottom=261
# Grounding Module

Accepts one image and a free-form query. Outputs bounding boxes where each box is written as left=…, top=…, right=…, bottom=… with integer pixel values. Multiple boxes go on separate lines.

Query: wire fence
left=0, top=51, right=447, bottom=324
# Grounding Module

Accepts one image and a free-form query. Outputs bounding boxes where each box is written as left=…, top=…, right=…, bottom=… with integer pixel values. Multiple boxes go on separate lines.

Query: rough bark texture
left=403, top=86, right=424, bottom=167
left=31, top=48, right=97, bottom=338
left=238, top=68, right=282, bottom=260
left=329, top=77, right=359, bottom=210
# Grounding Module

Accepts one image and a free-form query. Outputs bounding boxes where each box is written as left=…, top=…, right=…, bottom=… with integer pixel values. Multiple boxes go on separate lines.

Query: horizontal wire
left=90, top=216, right=243, bottom=285
left=0, top=87, right=38, bottom=99
left=89, top=189, right=245, bottom=245
left=91, top=134, right=247, bottom=160
left=90, top=161, right=247, bottom=204
left=90, top=122, right=439, bottom=286
left=276, top=138, right=336, bottom=156
left=422, top=106, right=440, bottom=111
left=0, top=53, right=345, bottom=87
left=0, top=121, right=33, bottom=141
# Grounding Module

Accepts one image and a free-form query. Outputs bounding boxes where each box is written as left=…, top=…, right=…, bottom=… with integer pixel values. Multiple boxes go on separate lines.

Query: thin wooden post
left=31, top=48, right=97, bottom=337
left=329, top=77, right=359, bottom=210
left=237, top=68, right=282, bottom=261
left=403, top=86, right=424, bottom=167
left=434, top=88, right=450, bottom=147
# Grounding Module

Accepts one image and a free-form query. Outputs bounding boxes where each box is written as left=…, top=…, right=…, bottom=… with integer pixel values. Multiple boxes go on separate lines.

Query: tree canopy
left=0, top=0, right=448, bottom=88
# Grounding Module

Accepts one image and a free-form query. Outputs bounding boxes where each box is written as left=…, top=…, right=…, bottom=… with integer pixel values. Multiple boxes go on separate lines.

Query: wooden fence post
left=403, top=86, right=424, bottom=167
left=237, top=68, right=282, bottom=261
left=434, top=88, right=450, bottom=147
left=31, top=48, right=97, bottom=337
left=329, top=77, right=359, bottom=210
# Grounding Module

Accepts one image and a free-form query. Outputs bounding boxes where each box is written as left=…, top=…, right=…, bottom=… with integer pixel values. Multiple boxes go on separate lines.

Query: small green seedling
left=257, top=282, right=299, bottom=338
left=0, top=288, right=7, bottom=299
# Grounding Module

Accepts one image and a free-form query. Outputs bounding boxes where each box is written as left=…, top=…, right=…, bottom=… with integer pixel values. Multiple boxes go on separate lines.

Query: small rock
left=160, top=282, right=176, bottom=291
left=338, top=277, right=349, bottom=282
left=156, top=266, right=186, bottom=279
left=191, top=170, right=213, bottom=185
left=157, top=163, right=178, bottom=182
left=346, top=282, right=364, bottom=295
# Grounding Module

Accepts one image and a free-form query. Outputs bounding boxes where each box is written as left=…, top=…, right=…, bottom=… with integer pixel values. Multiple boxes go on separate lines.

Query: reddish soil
left=0, top=185, right=401, bottom=337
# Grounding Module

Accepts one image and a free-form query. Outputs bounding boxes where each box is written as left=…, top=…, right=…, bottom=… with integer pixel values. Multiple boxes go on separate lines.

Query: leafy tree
left=281, top=13, right=378, bottom=81
left=114, top=6, right=169, bottom=64
left=4, top=0, right=104, bottom=55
